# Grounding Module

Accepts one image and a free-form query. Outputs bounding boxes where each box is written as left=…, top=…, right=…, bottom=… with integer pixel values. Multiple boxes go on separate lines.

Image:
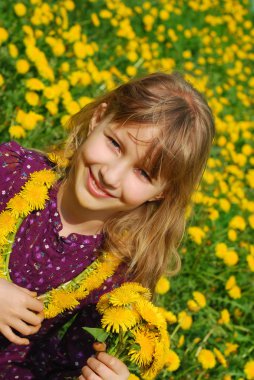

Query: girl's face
left=68, top=111, right=165, bottom=223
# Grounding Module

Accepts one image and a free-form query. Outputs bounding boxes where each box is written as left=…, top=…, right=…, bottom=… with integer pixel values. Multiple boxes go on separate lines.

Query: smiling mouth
left=88, top=169, right=116, bottom=198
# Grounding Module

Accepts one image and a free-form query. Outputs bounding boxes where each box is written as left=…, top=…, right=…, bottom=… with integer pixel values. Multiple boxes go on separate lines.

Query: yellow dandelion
left=187, top=299, right=200, bottom=312
left=218, top=309, right=230, bottom=324
left=45, top=289, right=79, bottom=318
left=155, top=276, right=170, bottom=294
left=118, top=282, right=151, bottom=299
left=85, top=258, right=120, bottom=292
left=165, top=349, right=180, bottom=372
left=142, top=339, right=166, bottom=380
left=224, top=342, right=238, bottom=356
left=213, top=348, right=227, bottom=368
left=14, top=3, right=27, bottom=17
left=197, top=349, right=216, bottom=369
left=47, top=152, right=70, bottom=168
left=223, top=250, right=239, bottom=266
left=193, top=291, right=206, bottom=308
left=0, top=211, right=16, bottom=236
left=16, top=59, right=30, bottom=74
left=225, top=275, right=236, bottom=290
left=109, top=282, right=151, bottom=307
left=21, top=182, right=49, bottom=209
left=30, top=169, right=57, bottom=188
left=9, top=125, right=26, bottom=139
left=178, top=311, right=193, bottom=330
left=244, top=360, right=254, bottom=380
left=7, top=194, right=31, bottom=218
left=128, top=375, right=140, bottom=380
left=97, top=292, right=111, bottom=313
left=177, top=334, right=185, bottom=348
left=129, top=328, right=156, bottom=366
left=135, top=299, right=166, bottom=329
left=229, top=215, right=246, bottom=231
left=228, top=285, right=241, bottom=299
left=247, top=255, right=254, bottom=271
left=157, top=307, right=177, bottom=324
left=101, top=306, right=139, bottom=333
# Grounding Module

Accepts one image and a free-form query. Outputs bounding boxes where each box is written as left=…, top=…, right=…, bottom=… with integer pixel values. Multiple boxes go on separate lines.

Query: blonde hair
left=60, top=72, right=215, bottom=293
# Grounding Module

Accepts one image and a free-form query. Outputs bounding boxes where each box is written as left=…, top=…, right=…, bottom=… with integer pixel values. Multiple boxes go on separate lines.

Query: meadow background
left=0, top=0, right=254, bottom=379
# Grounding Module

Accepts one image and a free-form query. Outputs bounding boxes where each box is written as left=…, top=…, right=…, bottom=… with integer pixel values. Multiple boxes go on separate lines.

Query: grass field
left=0, top=0, right=253, bottom=379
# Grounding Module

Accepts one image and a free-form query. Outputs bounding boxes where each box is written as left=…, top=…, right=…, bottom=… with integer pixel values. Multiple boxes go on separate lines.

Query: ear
left=148, top=192, right=164, bottom=202
left=88, top=102, right=108, bottom=134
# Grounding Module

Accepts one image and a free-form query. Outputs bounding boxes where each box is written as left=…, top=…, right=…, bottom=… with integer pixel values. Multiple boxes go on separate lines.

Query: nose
left=99, top=160, right=127, bottom=189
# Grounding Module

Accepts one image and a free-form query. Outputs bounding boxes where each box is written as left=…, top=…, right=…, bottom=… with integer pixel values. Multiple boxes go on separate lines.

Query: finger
left=27, top=297, right=44, bottom=313
left=14, top=284, right=37, bottom=297
left=96, top=352, right=129, bottom=376
left=0, top=325, right=29, bottom=346
left=22, top=309, right=44, bottom=326
left=78, top=376, right=86, bottom=380
left=86, top=356, right=114, bottom=379
left=10, top=319, right=41, bottom=337
left=81, top=365, right=101, bottom=380
left=93, top=341, right=107, bottom=352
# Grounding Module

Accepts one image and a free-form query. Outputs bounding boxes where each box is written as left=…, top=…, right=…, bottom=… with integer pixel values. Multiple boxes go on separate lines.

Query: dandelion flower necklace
left=0, top=168, right=121, bottom=319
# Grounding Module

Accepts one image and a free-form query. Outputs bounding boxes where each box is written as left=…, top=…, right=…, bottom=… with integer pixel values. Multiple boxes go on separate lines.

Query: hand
left=79, top=352, right=130, bottom=380
left=0, top=278, right=44, bottom=345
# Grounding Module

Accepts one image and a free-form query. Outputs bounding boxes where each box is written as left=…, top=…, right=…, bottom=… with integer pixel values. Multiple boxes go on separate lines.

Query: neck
left=57, top=179, right=105, bottom=236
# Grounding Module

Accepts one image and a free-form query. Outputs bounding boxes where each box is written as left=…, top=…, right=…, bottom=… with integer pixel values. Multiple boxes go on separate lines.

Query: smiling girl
left=0, top=72, right=215, bottom=379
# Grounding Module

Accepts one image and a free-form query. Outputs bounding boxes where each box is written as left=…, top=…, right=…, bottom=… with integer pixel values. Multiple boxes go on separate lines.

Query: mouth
left=87, top=168, right=116, bottom=198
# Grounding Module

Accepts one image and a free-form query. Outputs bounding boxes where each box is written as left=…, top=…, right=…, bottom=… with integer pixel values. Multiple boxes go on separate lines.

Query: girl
left=0, top=72, right=215, bottom=379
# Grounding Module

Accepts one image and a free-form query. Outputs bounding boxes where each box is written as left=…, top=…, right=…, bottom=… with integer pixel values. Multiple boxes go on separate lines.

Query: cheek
left=80, top=137, right=108, bottom=164
left=122, top=179, right=153, bottom=206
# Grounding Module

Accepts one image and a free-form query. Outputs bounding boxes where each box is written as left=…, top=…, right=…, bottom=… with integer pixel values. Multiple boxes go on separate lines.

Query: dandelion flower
left=21, top=182, right=48, bottom=209
left=155, top=276, right=170, bottom=294
left=165, top=349, right=180, bottom=372
left=135, top=299, right=166, bottom=329
left=244, top=360, right=254, bottom=379
left=223, top=250, right=239, bottom=266
left=9, top=125, right=26, bottom=139
left=213, top=348, right=227, bottom=368
left=224, top=342, right=238, bottom=356
left=197, top=349, right=216, bottom=369
left=0, top=74, right=4, bottom=87
left=97, top=293, right=111, bottom=313
left=16, top=59, right=30, bottom=74
left=193, top=291, right=206, bottom=308
left=157, top=307, right=177, bottom=324
left=247, top=255, right=254, bottom=271
left=101, top=306, right=139, bottom=333
left=142, top=340, right=166, bottom=380
left=45, top=290, right=79, bottom=318
left=129, top=328, right=156, bottom=366
left=187, top=299, right=200, bottom=312
left=109, top=282, right=150, bottom=306
left=30, top=169, right=57, bottom=188
left=228, top=285, right=241, bottom=299
left=218, top=309, right=230, bottom=324
left=0, top=211, right=16, bottom=236
left=14, top=3, right=27, bottom=17
left=178, top=311, right=192, bottom=330
left=7, top=194, right=31, bottom=218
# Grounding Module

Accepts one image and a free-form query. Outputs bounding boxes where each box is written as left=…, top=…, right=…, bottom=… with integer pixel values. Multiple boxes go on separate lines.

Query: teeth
left=91, top=177, right=107, bottom=195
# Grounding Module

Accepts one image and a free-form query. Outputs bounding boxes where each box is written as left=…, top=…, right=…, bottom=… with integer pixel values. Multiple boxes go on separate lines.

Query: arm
left=79, top=351, right=130, bottom=380
left=0, top=278, right=44, bottom=345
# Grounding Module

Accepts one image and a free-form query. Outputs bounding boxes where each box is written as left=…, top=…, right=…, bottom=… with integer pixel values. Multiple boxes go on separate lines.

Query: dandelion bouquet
left=83, top=282, right=170, bottom=380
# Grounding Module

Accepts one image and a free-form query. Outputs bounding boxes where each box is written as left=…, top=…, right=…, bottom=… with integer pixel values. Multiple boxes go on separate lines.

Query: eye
left=107, top=136, right=121, bottom=152
left=138, top=169, right=151, bottom=182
